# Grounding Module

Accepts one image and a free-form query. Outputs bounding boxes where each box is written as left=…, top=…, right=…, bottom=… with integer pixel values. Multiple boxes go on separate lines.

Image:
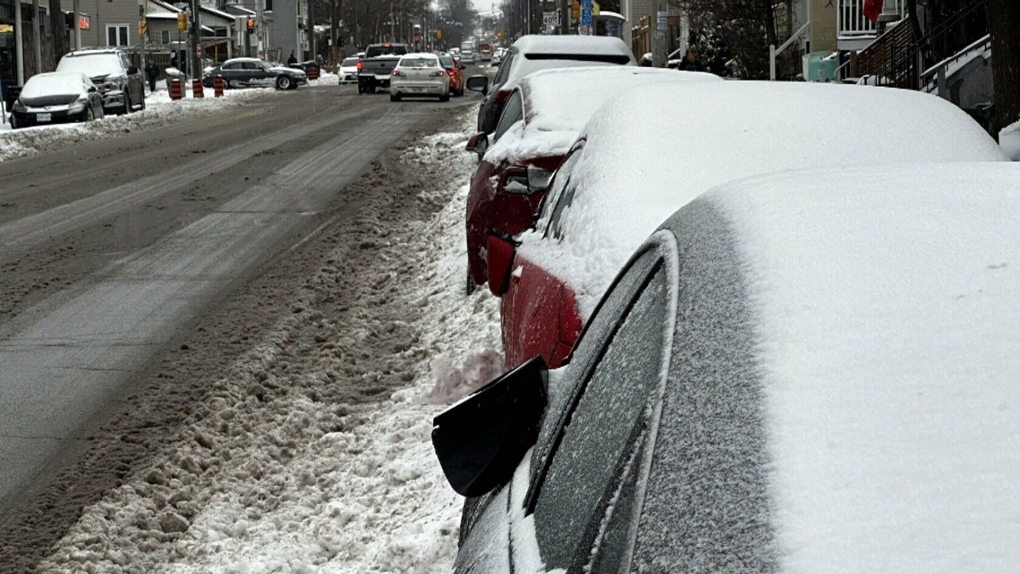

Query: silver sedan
left=389, top=54, right=450, bottom=102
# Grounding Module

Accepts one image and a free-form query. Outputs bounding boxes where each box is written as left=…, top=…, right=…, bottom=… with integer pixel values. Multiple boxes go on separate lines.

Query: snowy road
left=0, top=85, right=492, bottom=573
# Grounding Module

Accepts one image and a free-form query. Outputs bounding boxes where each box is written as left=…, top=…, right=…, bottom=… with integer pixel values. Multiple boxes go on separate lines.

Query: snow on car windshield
left=706, top=163, right=1020, bottom=571
left=56, top=53, right=123, bottom=77
left=21, top=72, right=87, bottom=98
left=518, top=81, right=1009, bottom=320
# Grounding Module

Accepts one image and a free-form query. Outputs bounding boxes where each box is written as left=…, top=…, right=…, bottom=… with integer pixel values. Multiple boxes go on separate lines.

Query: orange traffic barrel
left=192, top=79, right=204, bottom=98
left=170, top=79, right=183, bottom=101
left=308, top=65, right=319, bottom=80
left=213, top=76, right=224, bottom=97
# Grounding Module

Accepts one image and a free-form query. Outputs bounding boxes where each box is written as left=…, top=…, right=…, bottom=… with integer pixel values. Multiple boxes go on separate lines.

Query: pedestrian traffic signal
left=247, top=18, right=255, bottom=32
left=177, top=12, right=187, bottom=31
left=138, top=20, right=147, bottom=37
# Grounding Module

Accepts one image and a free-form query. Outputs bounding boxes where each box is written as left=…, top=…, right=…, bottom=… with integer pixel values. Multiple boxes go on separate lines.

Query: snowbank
left=38, top=108, right=502, bottom=574
left=1000, top=119, right=1020, bottom=161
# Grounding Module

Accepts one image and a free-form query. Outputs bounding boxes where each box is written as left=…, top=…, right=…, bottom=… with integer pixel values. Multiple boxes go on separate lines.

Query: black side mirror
left=88, top=86, right=98, bottom=93
left=466, top=75, right=489, bottom=96
left=432, top=355, right=549, bottom=497
left=465, top=131, right=489, bottom=157
left=128, top=65, right=139, bottom=75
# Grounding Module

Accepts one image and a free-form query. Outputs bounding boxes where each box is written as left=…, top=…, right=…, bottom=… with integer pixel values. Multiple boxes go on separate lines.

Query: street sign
left=580, top=0, right=592, bottom=26
left=543, top=10, right=558, bottom=28
left=656, top=10, right=668, bottom=30
left=578, top=24, right=591, bottom=35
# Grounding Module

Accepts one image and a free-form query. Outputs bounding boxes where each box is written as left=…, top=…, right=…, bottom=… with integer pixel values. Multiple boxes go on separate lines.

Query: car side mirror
left=466, top=75, right=489, bottom=96
left=487, top=232, right=517, bottom=297
left=128, top=65, right=139, bottom=75
left=432, top=355, right=548, bottom=497
left=466, top=131, right=489, bottom=157
left=88, top=86, right=98, bottom=93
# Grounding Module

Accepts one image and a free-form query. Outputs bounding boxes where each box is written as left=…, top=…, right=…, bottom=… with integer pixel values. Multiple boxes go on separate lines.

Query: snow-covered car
left=389, top=53, right=450, bottom=102
left=9, top=71, right=105, bottom=129
left=337, top=57, right=360, bottom=84
left=434, top=162, right=1020, bottom=573
left=467, top=35, right=636, bottom=135
left=488, top=81, right=1009, bottom=370
left=464, top=66, right=721, bottom=294
left=203, top=57, right=307, bottom=90
left=55, top=48, right=145, bottom=114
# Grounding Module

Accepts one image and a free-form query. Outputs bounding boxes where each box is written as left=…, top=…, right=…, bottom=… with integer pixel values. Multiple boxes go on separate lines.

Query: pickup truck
left=357, top=43, right=410, bottom=94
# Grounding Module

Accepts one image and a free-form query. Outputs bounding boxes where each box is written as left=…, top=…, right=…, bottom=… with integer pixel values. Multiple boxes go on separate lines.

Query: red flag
left=863, top=0, right=884, bottom=22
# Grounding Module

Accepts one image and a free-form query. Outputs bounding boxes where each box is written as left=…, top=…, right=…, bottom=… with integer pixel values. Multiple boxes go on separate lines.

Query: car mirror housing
left=466, top=75, right=489, bottom=96
left=500, top=166, right=554, bottom=196
left=487, top=232, right=517, bottom=297
left=432, top=355, right=548, bottom=497
left=466, top=132, right=489, bottom=157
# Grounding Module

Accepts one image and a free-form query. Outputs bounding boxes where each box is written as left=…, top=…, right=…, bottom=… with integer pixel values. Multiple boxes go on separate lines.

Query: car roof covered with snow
left=521, top=81, right=1010, bottom=318
left=509, top=34, right=634, bottom=57
left=20, top=71, right=93, bottom=98
left=482, top=67, right=720, bottom=166
left=497, top=35, right=636, bottom=96
left=640, top=161, right=1020, bottom=570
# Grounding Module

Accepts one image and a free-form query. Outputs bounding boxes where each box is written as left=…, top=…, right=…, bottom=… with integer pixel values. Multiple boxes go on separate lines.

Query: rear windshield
left=366, top=45, right=408, bottom=58
left=523, top=53, right=632, bottom=65
left=56, top=53, right=124, bottom=76
left=439, top=56, right=454, bottom=68
left=398, top=58, right=438, bottom=68
left=341, top=58, right=359, bottom=66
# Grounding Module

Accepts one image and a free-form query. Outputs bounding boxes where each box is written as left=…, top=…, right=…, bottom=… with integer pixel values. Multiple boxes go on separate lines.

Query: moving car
left=435, top=162, right=1020, bottom=573
left=460, top=41, right=476, bottom=65
left=468, top=35, right=636, bottom=135
left=203, top=57, right=307, bottom=90
left=489, top=81, right=1009, bottom=370
left=389, top=53, right=450, bottom=102
left=55, top=48, right=145, bottom=114
left=439, top=53, right=466, bottom=96
left=478, top=41, right=492, bottom=62
left=8, top=71, right=105, bottom=129
left=337, top=57, right=360, bottom=84
left=358, top=43, right=410, bottom=94
left=463, top=67, right=721, bottom=295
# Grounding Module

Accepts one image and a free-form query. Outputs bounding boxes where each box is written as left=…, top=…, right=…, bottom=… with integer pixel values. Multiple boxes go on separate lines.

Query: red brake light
left=495, top=88, right=511, bottom=102
left=356, top=61, right=362, bottom=71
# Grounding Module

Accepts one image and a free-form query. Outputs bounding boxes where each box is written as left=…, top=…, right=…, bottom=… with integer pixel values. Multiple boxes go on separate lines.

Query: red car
left=439, top=53, right=465, bottom=96
left=486, top=81, right=1010, bottom=371
left=463, top=67, right=720, bottom=294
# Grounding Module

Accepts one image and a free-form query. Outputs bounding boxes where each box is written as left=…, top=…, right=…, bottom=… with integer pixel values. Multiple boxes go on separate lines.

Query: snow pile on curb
left=0, top=87, right=284, bottom=163
left=38, top=109, right=501, bottom=574
left=1001, top=119, right=1020, bottom=161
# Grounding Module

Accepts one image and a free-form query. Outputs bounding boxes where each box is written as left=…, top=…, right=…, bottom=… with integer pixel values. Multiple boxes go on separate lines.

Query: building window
left=161, top=30, right=170, bottom=44
left=107, top=24, right=129, bottom=46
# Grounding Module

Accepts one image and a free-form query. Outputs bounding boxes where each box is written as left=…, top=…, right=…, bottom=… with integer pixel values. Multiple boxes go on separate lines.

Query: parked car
left=358, top=43, right=410, bottom=94
left=463, top=66, right=721, bottom=295
left=488, top=81, right=1009, bottom=371
left=434, top=162, right=1020, bottom=573
left=337, top=57, right=360, bottom=84
left=389, top=53, right=450, bottom=102
left=439, top=53, right=466, bottom=96
left=8, top=71, right=105, bottom=129
left=203, top=57, right=307, bottom=90
left=467, top=35, right=636, bottom=136
left=55, top=48, right=145, bottom=114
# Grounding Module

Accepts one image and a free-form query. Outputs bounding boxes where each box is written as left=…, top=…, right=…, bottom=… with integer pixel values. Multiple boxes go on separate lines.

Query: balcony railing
left=838, top=0, right=906, bottom=39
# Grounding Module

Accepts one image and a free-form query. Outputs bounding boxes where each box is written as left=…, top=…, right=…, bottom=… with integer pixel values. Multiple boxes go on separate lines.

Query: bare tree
left=985, top=0, right=1020, bottom=132
left=674, top=0, right=777, bottom=78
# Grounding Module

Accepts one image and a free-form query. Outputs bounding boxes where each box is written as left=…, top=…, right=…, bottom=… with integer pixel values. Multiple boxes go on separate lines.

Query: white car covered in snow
left=435, top=162, right=1020, bottom=573
left=487, top=81, right=1010, bottom=371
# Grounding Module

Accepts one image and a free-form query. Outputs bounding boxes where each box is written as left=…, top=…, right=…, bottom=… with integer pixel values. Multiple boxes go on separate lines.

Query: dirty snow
left=37, top=107, right=500, bottom=574
left=711, top=162, right=1020, bottom=571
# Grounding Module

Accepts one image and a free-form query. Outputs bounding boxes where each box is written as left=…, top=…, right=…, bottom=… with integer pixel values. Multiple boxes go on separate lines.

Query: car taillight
left=392, top=70, right=406, bottom=77
left=356, top=61, right=362, bottom=71
left=495, top=88, right=511, bottom=102
left=430, top=70, right=446, bottom=77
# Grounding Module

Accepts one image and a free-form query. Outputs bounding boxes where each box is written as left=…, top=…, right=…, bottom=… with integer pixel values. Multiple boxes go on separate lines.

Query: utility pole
left=139, top=0, right=147, bottom=76
left=15, top=0, right=24, bottom=84
left=651, top=0, right=667, bottom=67
left=190, top=0, right=202, bottom=79
left=256, top=0, right=264, bottom=59
left=73, top=0, right=81, bottom=49
left=306, top=0, right=314, bottom=60
left=390, top=0, right=395, bottom=42
left=559, top=0, right=568, bottom=34
left=31, top=0, right=41, bottom=74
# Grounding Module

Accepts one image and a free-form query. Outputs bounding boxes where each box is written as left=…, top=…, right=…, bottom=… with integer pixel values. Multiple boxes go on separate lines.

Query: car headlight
left=68, top=98, right=88, bottom=113
left=12, top=100, right=26, bottom=113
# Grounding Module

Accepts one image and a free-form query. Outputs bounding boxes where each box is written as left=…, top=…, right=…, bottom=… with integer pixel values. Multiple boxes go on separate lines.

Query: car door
left=516, top=240, right=676, bottom=572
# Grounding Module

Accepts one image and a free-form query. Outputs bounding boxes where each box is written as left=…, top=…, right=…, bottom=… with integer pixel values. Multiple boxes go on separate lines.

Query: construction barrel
left=307, top=65, right=319, bottom=80
left=170, top=79, right=183, bottom=101
left=192, top=79, right=204, bottom=98
left=214, top=76, right=224, bottom=97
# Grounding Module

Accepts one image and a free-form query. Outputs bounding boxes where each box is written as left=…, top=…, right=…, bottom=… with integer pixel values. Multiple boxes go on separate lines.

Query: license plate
left=37, top=113, right=51, bottom=122
left=412, top=88, right=425, bottom=92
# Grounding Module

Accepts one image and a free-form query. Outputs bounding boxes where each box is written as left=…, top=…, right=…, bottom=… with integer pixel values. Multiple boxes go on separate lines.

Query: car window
left=493, top=51, right=515, bottom=86
left=120, top=54, right=132, bottom=70
left=222, top=62, right=240, bottom=70
left=341, top=58, right=359, bottom=66
left=439, top=56, right=454, bottom=68
left=399, top=58, right=437, bottom=68
left=492, top=90, right=524, bottom=144
left=530, top=266, right=669, bottom=569
left=540, top=148, right=583, bottom=240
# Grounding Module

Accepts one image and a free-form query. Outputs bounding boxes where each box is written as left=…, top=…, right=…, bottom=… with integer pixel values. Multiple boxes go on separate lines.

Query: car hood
left=20, top=93, right=81, bottom=107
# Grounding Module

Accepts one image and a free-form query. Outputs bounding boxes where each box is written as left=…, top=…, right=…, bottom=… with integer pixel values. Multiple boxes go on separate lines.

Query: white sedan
left=389, top=53, right=450, bottom=102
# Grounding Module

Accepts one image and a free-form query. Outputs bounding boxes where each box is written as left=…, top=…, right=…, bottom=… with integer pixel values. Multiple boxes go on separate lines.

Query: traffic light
left=247, top=18, right=255, bottom=32
left=177, top=12, right=187, bottom=31
left=138, top=20, right=147, bottom=37
left=435, top=28, right=442, bottom=39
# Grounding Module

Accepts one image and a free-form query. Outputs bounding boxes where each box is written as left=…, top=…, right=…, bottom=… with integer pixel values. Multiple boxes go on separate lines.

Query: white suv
left=56, top=48, right=146, bottom=114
